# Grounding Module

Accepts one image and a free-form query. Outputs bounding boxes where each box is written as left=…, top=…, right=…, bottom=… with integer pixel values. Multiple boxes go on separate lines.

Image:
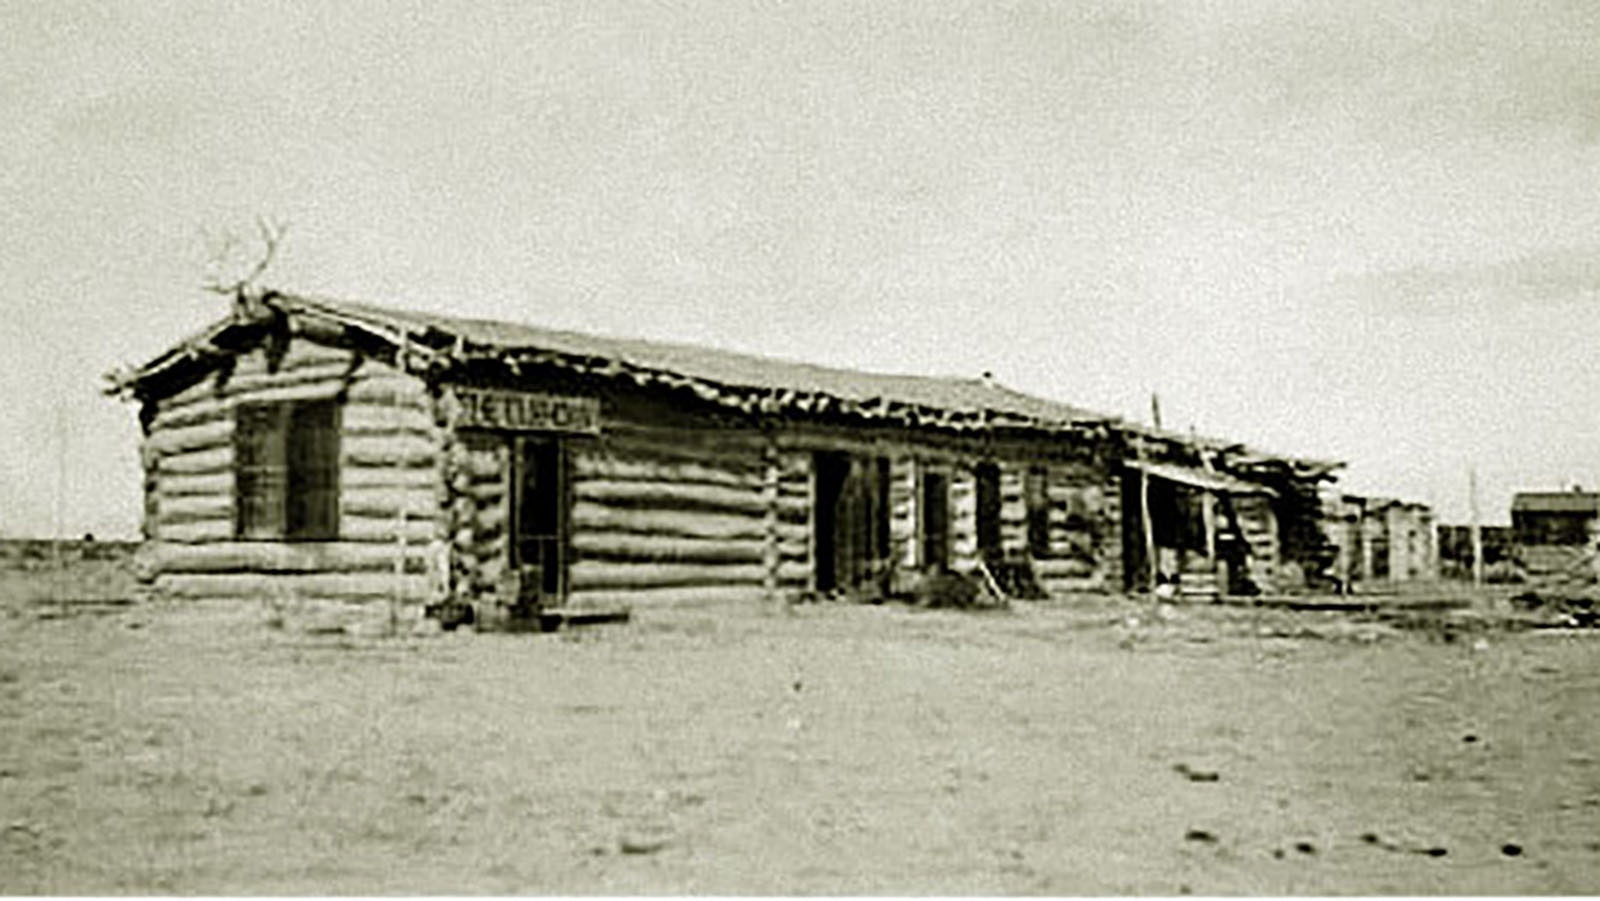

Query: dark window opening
left=975, top=463, right=1002, bottom=561
left=235, top=399, right=340, bottom=540
left=814, top=453, right=847, bottom=592
left=513, top=436, right=567, bottom=600
left=1513, top=511, right=1593, bottom=546
left=1371, top=539, right=1391, bottom=578
left=1148, top=480, right=1207, bottom=554
left=921, top=469, right=950, bottom=571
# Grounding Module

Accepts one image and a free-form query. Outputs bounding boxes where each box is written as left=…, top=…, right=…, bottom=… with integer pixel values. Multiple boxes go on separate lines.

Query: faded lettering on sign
left=452, top=388, right=601, bottom=434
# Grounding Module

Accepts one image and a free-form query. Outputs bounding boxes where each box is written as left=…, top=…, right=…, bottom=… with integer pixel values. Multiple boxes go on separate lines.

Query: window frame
left=234, top=398, right=342, bottom=542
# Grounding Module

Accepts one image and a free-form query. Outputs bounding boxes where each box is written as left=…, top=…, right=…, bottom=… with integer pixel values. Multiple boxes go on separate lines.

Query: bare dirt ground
left=3, top=570, right=1599, bottom=894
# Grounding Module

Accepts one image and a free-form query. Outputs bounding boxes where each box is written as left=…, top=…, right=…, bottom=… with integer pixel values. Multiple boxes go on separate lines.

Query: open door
left=813, top=451, right=891, bottom=597
left=975, top=462, right=1002, bottom=563
left=511, top=436, right=569, bottom=617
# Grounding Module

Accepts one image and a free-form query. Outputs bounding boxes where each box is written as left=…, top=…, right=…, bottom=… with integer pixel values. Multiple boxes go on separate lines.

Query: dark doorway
left=512, top=436, right=568, bottom=612
left=976, top=462, right=1002, bottom=562
left=814, top=452, right=848, bottom=593
left=1121, top=468, right=1149, bottom=592
left=1025, top=466, right=1051, bottom=558
left=922, top=469, right=951, bottom=571
left=873, top=457, right=892, bottom=566
left=813, top=452, right=891, bottom=595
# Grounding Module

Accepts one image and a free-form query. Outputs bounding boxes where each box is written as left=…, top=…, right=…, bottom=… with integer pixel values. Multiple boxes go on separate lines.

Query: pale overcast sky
left=5, top=0, right=1600, bottom=537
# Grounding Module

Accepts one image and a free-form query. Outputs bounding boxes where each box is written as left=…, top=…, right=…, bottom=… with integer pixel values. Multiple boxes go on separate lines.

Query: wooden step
left=538, top=608, right=632, bottom=631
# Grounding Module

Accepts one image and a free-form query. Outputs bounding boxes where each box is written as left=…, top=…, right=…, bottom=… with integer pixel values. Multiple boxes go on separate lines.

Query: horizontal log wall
left=444, top=434, right=511, bottom=610
left=144, top=336, right=441, bottom=608
left=565, top=424, right=778, bottom=609
left=999, top=464, right=1028, bottom=554
left=563, top=586, right=767, bottom=610
left=153, top=572, right=431, bottom=602
left=1033, top=460, right=1120, bottom=594
left=1096, top=465, right=1124, bottom=591
left=144, top=541, right=434, bottom=575
left=950, top=467, right=978, bottom=570
left=773, top=449, right=812, bottom=593
left=889, top=456, right=917, bottom=569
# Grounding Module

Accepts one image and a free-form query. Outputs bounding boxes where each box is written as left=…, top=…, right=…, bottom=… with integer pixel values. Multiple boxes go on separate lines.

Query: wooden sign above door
left=450, top=387, right=602, bottom=434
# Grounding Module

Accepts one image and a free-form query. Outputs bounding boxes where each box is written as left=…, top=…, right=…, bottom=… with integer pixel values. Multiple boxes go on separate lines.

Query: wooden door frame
left=509, top=433, right=571, bottom=609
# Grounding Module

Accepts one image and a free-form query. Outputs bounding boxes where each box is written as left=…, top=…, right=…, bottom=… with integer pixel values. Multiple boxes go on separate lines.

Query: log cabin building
left=1511, top=489, right=1600, bottom=589
left=1322, top=493, right=1438, bottom=590
left=109, top=292, right=1340, bottom=629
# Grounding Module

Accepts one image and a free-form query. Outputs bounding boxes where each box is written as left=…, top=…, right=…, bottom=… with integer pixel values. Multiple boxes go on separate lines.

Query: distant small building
left=1436, top=524, right=1514, bottom=581
left=1511, top=490, right=1600, bottom=587
left=1322, top=493, right=1437, bottom=589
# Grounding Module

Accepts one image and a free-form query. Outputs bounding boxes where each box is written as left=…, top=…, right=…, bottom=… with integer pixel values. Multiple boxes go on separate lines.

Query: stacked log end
left=1233, top=495, right=1279, bottom=590
left=888, top=456, right=918, bottom=570
left=949, top=467, right=979, bottom=570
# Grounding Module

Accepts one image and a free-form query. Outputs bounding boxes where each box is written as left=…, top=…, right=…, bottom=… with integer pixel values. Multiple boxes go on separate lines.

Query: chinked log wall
left=1039, top=459, right=1122, bottom=593
left=139, top=329, right=1126, bottom=612
left=972, top=456, right=1120, bottom=594
left=143, top=336, right=438, bottom=606
left=1232, top=495, right=1279, bottom=589
left=562, top=423, right=809, bottom=610
left=764, top=426, right=1123, bottom=596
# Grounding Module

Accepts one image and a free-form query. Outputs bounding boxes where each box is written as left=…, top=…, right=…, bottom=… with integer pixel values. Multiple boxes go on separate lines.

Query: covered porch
left=1121, top=459, right=1279, bottom=598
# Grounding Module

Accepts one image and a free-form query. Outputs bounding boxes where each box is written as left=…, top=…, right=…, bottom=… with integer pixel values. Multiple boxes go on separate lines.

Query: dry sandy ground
left=2, top=586, right=1599, bottom=895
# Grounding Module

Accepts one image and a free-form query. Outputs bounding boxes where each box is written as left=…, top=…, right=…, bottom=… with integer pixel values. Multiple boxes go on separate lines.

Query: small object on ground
left=1360, top=831, right=1406, bottom=853
left=1294, top=841, right=1317, bottom=855
left=619, top=834, right=670, bottom=855
left=1463, top=734, right=1478, bottom=744
left=1271, top=848, right=1285, bottom=859
left=1173, top=763, right=1220, bottom=782
left=792, top=680, right=802, bottom=693
left=1502, top=843, right=1523, bottom=857
left=1419, top=846, right=1449, bottom=857
left=1184, top=829, right=1218, bottom=843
